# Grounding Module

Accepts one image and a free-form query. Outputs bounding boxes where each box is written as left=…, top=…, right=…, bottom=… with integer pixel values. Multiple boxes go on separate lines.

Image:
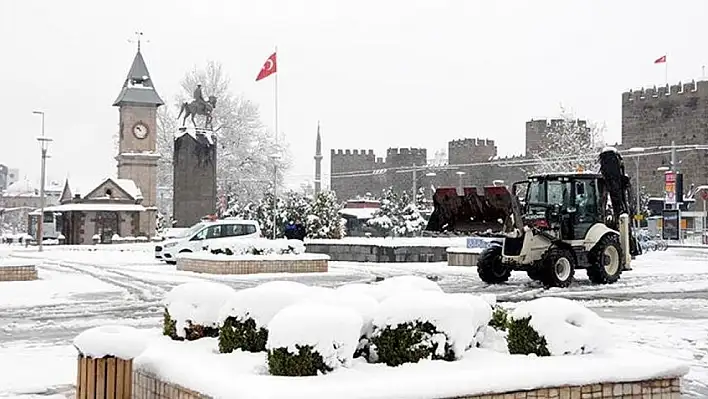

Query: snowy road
left=0, top=245, right=706, bottom=397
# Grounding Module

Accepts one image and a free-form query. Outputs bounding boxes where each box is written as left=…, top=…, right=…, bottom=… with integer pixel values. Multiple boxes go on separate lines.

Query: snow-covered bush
left=300, top=287, right=379, bottom=359
left=488, top=306, right=509, bottom=331
left=306, top=190, right=344, bottom=239
left=507, top=297, right=611, bottom=356
left=218, top=281, right=311, bottom=353
left=163, top=282, right=236, bottom=341
left=369, top=291, right=480, bottom=366
left=392, top=203, right=427, bottom=237
left=208, top=238, right=305, bottom=256
left=266, top=303, right=363, bottom=376
left=370, top=275, right=443, bottom=302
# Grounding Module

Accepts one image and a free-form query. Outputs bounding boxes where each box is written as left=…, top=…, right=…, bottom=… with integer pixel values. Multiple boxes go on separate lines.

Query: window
left=547, top=181, right=569, bottom=206
left=43, top=212, right=54, bottom=223
left=223, top=223, right=257, bottom=237
left=205, top=225, right=222, bottom=239
left=192, top=227, right=208, bottom=241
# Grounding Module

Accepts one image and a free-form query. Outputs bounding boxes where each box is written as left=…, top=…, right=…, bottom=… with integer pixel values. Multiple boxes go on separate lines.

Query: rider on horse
left=194, top=84, right=213, bottom=114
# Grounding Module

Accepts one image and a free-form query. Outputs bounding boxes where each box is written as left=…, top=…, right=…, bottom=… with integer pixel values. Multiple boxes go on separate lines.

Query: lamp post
left=395, top=166, right=438, bottom=205
left=33, top=111, right=51, bottom=252
left=628, top=147, right=645, bottom=227
left=455, top=171, right=466, bottom=194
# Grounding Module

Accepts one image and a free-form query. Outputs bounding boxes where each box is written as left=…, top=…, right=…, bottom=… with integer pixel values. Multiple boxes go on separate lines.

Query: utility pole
left=33, top=111, right=50, bottom=253
left=635, top=158, right=640, bottom=228
left=411, top=165, right=417, bottom=205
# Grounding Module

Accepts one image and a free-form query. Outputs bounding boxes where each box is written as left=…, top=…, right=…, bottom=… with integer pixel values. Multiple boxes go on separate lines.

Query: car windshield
left=527, top=179, right=569, bottom=206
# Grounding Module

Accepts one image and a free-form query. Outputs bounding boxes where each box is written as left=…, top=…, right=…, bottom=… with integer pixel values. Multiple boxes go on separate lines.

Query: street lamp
left=269, top=153, right=282, bottom=240
left=628, top=147, right=645, bottom=226
left=456, top=171, right=466, bottom=194
left=33, top=111, right=51, bottom=253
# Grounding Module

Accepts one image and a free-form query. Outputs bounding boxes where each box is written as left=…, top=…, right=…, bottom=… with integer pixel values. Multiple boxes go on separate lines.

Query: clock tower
left=113, top=46, right=164, bottom=237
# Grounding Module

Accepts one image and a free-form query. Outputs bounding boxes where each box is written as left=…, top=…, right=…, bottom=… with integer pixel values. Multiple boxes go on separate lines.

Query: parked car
left=155, top=219, right=261, bottom=265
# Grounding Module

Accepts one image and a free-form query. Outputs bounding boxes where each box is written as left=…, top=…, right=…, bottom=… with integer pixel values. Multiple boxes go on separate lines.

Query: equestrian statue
left=178, top=84, right=218, bottom=130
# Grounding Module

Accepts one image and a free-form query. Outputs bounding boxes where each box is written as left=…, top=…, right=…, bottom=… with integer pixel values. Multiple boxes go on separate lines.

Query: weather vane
left=127, top=31, right=149, bottom=52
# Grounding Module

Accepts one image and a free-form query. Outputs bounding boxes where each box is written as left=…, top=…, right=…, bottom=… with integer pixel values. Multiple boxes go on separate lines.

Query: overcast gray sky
left=1, top=0, right=707, bottom=189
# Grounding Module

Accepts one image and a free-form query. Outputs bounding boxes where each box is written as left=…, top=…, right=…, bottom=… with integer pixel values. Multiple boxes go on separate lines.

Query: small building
left=41, top=178, right=149, bottom=244
left=338, top=199, right=380, bottom=236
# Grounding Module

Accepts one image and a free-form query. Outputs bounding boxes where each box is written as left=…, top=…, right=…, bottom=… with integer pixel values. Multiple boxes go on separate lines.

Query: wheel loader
left=425, top=148, right=641, bottom=288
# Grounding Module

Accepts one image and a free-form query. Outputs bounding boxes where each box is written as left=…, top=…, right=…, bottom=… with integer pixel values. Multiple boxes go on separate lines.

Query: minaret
left=314, top=122, right=323, bottom=195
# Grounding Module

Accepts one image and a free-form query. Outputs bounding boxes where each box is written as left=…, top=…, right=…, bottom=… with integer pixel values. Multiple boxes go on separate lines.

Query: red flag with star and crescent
left=654, top=55, right=666, bottom=64
left=256, top=52, right=277, bottom=81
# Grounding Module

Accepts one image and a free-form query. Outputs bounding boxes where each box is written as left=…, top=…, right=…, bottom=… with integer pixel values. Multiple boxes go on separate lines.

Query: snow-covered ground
left=0, top=244, right=706, bottom=397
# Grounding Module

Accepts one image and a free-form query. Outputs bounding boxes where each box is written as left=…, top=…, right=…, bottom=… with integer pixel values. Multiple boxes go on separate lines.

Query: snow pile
left=298, top=288, right=379, bottom=336
left=511, top=297, right=612, bottom=355
left=372, top=290, right=481, bottom=358
left=207, top=238, right=305, bottom=256
left=73, top=325, right=148, bottom=359
left=370, top=275, right=443, bottom=302
left=217, top=281, right=311, bottom=328
left=267, top=302, right=363, bottom=370
left=164, top=282, right=236, bottom=338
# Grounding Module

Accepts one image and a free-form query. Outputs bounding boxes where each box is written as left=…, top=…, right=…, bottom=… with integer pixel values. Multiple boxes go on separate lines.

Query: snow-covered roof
left=114, top=179, right=143, bottom=200
left=42, top=203, right=147, bottom=212
left=339, top=208, right=378, bottom=219
left=3, top=179, right=62, bottom=196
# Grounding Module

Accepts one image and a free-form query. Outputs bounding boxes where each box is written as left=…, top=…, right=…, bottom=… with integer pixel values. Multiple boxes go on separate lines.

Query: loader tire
left=477, top=244, right=511, bottom=284
left=540, top=248, right=575, bottom=288
left=587, top=234, right=623, bottom=284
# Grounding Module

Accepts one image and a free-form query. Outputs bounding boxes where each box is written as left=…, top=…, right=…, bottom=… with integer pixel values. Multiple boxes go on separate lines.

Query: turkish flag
left=654, top=55, right=666, bottom=64
left=256, top=52, right=277, bottom=81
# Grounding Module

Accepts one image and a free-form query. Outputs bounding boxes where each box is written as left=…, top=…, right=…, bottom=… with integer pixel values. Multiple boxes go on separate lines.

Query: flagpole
left=665, top=52, right=668, bottom=86
left=272, top=45, right=279, bottom=240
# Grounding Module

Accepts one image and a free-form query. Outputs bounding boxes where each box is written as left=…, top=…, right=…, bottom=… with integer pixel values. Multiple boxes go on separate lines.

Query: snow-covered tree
left=283, top=191, right=312, bottom=223
left=368, top=188, right=401, bottom=237
left=393, top=203, right=427, bottom=237
left=156, top=61, right=290, bottom=217
left=415, top=186, right=429, bottom=211
left=529, top=106, right=605, bottom=174
left=306, top=190, right=344, bottom=239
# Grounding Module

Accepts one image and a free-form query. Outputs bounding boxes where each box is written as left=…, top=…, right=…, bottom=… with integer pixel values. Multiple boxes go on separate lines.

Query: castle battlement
left=386, top=147, right=427, bottom=156
left=622, top=80, right=708, bottom=103
left=331, top=149, right=376, bottom=156
left=448, top=138, right=495, bottom=148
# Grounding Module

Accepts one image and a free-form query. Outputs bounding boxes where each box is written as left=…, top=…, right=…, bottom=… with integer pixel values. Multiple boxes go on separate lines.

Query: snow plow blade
left=425, top=186, right=515, bottom=234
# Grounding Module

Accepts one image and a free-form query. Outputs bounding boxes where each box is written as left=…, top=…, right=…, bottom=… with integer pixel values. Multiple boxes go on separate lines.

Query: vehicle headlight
left=164, top=242, right=178, bottom=248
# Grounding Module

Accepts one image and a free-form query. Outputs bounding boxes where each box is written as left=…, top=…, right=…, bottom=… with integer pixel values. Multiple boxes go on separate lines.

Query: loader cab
left=521, top=173, right=603, bottom=240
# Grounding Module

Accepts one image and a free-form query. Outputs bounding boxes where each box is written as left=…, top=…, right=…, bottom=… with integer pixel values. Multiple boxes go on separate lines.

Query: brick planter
left=176, top=253, right=329, bottom=275
left=0, top=264, right=38, bottom=281
left=132, top=370, right=682, bottom=399
left=446, top=248, right=482, bottom=266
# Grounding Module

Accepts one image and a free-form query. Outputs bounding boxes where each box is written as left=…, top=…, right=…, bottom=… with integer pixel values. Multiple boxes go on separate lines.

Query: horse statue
left=177, top=95, right=218, bottom=130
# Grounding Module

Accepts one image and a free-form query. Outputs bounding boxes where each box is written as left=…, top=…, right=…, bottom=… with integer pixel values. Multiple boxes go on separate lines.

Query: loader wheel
left=540, top=248, right=575, bottom=288
left=587, top=234, right=623, bottom=284
left=477, top=245, right=511, bottom=284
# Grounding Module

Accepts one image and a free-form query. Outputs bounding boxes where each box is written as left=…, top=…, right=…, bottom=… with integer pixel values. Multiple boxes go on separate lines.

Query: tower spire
left=314, top=121, right=323, bottom=195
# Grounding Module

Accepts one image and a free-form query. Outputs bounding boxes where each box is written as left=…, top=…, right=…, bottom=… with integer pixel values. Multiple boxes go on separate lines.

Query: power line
left=328, top=146, right=707, bottom=179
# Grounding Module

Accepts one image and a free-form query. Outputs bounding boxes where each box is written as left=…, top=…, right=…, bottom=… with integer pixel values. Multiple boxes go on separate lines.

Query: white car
left=155, top=219, right=261, bottom=265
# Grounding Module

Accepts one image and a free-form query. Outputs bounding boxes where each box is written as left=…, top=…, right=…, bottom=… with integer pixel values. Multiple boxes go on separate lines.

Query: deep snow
left=0, top=244, right=707, bottom=397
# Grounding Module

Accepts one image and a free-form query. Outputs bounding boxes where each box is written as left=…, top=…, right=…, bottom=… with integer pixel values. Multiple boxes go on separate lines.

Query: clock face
left=133, top=123, right=148, bottom=139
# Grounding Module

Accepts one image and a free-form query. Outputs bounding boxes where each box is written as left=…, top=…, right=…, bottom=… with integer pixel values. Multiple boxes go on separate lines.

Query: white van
left=155, top=219, right=261, bottom=264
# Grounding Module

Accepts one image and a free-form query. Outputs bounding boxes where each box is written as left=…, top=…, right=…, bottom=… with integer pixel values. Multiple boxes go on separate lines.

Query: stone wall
left=132, top=370, right=681, bottom=399
left=305, top=243, right=448, bottom=262
left=177, top=256, right=328, bottom=274
left=447, top=251, right=479, bottom=266
left=622, top=80, right=708, bottom=196
left=173, top=132, right=217, bottom=228
left=0, top=265, right=37, bottom=281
